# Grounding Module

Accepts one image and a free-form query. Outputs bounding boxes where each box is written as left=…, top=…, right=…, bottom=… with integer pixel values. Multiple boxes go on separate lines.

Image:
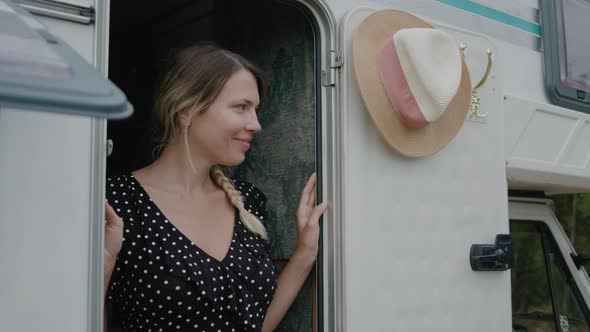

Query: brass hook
left=473, top=48, right=493, bottom=92
left=459, top=43, right=467, bottom=58
left=460, top=45, right=493, bottom=119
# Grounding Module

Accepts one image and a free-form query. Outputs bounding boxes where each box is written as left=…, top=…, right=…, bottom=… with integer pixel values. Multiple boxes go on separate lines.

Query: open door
left=334, top=7, right=511, bottom=331
left=0, top=1, right=131, bottom=331
left=106, top=0, right=327, bottom=330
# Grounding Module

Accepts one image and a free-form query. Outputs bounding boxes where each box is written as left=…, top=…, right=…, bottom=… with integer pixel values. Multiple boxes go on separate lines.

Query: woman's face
left=186, top=68, right=262, bottom=167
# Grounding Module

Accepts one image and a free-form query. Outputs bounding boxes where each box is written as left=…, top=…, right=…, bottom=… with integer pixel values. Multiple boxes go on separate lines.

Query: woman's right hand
left=104, top=202, right=124, bottom=272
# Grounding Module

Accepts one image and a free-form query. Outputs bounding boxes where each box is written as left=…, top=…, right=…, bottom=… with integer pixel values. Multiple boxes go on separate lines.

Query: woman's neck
left=134, top=138, right=217, bottom=195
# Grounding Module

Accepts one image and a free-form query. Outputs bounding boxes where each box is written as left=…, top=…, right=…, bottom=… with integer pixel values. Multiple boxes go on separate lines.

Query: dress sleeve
left=105, top=175, right=139, bottom=306
left=233, top=179, right=272, bottom=253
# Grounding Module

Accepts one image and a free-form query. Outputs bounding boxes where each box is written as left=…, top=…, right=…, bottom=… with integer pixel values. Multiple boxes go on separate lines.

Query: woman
left=104, top=44, right=328, bottom=331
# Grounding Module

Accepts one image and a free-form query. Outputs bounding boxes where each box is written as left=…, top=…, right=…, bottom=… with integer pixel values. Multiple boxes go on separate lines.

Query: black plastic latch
left=470, top=234, right=513, bottom=271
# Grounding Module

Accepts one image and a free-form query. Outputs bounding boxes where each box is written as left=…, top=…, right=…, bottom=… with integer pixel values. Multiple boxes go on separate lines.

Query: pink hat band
left=376, top=36, right=427, bottom=129
left=375, top=28, right=463, bottom=130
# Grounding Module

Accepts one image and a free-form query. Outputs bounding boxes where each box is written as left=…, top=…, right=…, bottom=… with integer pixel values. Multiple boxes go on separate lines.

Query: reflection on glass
left=511, top=222, right=557, bottom=332
left=548, top=249, right=590, bottom=332
left=510, top=220, right=590, bottom=332
left=552, top=194, right=590, bottom=276
left=560, top=0, right=590, bottom=92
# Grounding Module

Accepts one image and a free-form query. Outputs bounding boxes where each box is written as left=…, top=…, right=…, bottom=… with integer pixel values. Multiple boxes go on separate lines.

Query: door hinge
left=322, top=50, right=343, bottom=87
left=106, top=139, right=113, bottom=157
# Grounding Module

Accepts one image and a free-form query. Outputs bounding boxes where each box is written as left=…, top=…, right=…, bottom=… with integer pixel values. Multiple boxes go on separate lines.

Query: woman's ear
left=178, top=111, right=191, bottom=131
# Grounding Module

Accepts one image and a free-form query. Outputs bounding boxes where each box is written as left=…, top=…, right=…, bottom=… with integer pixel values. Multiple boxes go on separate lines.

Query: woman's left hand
left=294, top=173, right=328, bottom=264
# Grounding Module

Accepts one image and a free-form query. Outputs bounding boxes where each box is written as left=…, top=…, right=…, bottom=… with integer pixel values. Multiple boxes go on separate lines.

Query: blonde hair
left=210, top=166, right=268, bottom=239
left=153, top=43, right=268, bottom=239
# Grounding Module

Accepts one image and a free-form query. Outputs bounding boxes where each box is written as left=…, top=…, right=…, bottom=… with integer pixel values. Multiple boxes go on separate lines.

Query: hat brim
left=352, top=9, right=472, bottom=158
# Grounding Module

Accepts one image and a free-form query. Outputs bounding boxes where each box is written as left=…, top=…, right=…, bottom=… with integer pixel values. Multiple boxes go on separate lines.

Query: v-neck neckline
left=128, top=174, right=238, bottom=265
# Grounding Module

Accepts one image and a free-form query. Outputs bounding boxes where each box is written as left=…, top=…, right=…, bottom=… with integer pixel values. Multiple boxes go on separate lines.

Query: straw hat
left=352, top=9, right=472, bottom=157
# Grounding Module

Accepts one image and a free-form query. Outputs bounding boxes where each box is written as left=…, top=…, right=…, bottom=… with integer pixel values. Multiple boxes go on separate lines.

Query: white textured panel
left=517, top=0, right=539, bottom=9
left=505, top=95, right=590, bottom=191
left=496, top=40, right=549, bottom=103
left=511, top=109, right=576, bottom=163
left=472, top=0, right=539, bottom=22
left=340, top=7, right=510, bottom=332
left=0, top=11, right=99, bottom=332
left=561, top=121, right=590, bottom=168
left=328, top=0, right=540, bottom=49
left=45, top=0, right=93, bottom=9
left=0, top=108, right=93, bottom=332
left=34, top=14, right=95, bottom=63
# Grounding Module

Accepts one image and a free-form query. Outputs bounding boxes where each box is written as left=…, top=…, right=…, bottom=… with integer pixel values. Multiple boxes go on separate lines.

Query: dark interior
left=107, top=0, right=319, bottom=330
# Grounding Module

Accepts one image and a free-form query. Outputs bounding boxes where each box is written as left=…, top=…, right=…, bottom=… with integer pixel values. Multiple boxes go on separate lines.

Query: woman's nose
left=247, top=112, right=262, bottom=133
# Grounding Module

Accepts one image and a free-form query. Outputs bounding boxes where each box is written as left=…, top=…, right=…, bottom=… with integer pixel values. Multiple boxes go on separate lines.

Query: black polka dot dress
left=106, top=175, right=277, bottom=332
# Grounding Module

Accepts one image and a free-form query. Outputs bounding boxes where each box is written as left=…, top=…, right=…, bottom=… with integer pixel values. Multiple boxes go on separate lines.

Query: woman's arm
left=261, top=250, right=315, bottom=332
left=261, top=174, right=328, bottom=332
left=103, top=262, right=115, bottom=332
left=104, top=202, right=124, bottom=298
left=103, top=203, right=124, bottom=332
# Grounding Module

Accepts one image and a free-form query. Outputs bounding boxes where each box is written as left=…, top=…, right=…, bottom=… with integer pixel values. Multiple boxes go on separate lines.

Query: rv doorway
left=107, top=0, right=320, bottom=330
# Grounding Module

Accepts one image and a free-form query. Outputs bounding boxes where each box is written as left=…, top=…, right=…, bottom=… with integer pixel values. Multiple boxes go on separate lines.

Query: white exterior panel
left=0, top=108, right=94, bottom=331
left=33, top=14, right=95, bottom=62
left=0, top=6, right=105, bottom=332
left=505, top=95, right=590, bottom=192
left=338, top=7, right=511, bottom=331
left=320, top=0, right=590, bottom=191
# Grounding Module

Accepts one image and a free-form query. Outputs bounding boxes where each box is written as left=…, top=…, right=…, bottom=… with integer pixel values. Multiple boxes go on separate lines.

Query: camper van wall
left=338, top=6, right=510, bottom=331
left=3, top=1, right=590, bottom=332
left=328, top=0, right=590, bottom=192
left=0, top=1, right=110, bottom=331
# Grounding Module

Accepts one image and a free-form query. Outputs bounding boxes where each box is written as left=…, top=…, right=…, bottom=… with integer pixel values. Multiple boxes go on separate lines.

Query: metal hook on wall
left=460, top=44, right=493, bottom=119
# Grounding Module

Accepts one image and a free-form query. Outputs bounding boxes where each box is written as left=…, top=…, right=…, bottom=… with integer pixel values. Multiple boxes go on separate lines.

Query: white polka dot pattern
left=106, top=175, right=277, bottom=331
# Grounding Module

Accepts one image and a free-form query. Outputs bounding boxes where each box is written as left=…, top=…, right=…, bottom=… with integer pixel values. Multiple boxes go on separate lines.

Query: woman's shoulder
left=106, top=174, right=138, bottom=206
left=106, top=173, right=141, bottom=229
left=232, top=179, right=267, bottom=218
left=106, top=174, right=135, bottom=193
left=232, top=179, right=267, bottom=202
